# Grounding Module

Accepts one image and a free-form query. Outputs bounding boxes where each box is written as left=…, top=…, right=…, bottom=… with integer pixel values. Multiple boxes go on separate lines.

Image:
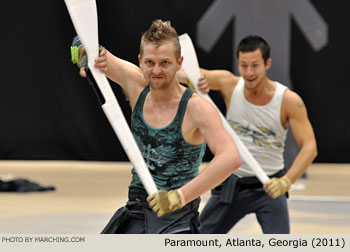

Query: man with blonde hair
left=71, top=19, right=241, bottom=233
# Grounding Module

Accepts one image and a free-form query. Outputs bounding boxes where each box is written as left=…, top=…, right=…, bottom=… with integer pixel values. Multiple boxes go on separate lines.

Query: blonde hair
left=139, top=19, right=181, bottom=59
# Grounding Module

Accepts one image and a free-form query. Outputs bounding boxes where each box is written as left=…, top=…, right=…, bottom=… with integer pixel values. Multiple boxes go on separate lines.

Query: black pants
left=101, top=192, right=201, bottom=234
left=200, top=172, right=290, bottom=234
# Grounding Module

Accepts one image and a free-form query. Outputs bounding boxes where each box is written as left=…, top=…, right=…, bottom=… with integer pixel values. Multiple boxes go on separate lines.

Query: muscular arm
left=94, top=50, right=147, bottom=108
left=283, top=91, right=318, bottom=183
left=179, top=95, right=241, bottom=204
left=200, top=69, right=239, bottom=106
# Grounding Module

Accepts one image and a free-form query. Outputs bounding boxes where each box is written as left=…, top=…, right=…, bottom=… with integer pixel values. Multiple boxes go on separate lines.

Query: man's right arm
left=94, top=49, right=146, bottom=107
left=177, top=68, right=239, bottom=107
left=200, top=69, right=239, bottom=106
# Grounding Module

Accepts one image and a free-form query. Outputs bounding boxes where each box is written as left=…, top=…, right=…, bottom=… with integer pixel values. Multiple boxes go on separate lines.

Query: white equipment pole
left=64, top=0, right=157, bottom=194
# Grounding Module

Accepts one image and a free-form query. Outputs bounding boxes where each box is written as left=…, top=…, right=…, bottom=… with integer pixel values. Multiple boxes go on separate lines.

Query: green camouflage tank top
left=129, top=86, right=206, bottom=194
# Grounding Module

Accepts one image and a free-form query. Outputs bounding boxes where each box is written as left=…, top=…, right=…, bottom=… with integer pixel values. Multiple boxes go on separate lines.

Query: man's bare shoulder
left=189, top=91, right=211, bottom=104
left=187, top=92, right=217, bottom=117
left=283, top=89, right=307, bottom=115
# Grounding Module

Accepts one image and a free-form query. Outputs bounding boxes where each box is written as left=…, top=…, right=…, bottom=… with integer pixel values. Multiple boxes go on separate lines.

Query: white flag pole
left=64, top=0, right=157, bottom=194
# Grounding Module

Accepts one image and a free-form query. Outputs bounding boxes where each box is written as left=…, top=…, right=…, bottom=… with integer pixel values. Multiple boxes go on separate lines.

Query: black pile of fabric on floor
left=0, top=178, right=55, bottom=193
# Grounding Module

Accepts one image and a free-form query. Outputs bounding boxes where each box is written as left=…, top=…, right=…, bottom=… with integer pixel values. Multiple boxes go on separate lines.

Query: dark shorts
left=101, top=192, right=201, bottom=234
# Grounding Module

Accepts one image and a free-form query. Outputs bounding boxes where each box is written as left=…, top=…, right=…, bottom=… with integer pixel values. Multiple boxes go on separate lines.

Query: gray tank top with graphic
left=129, top=86, right=206, bottom=194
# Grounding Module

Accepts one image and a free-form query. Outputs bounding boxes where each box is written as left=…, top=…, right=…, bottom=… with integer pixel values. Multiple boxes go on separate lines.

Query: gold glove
left=148, top=189, right=185, bottom=217
left=264, top=176, right=291, bottom=198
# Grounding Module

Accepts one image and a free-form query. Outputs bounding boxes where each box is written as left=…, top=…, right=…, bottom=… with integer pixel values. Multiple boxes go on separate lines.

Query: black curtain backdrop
left=0, top=0, right=348, bottom=162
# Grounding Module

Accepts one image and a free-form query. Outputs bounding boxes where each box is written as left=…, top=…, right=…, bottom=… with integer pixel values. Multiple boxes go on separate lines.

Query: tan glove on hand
left=148, top=189, right=185, bottom=217
left=264, top=176, right=291, bottom=198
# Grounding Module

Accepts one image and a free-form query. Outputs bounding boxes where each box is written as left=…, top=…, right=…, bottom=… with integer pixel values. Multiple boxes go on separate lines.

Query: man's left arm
left=148, top=94, right=241, bottom=216
left=265, top=91, right=318, bottom=198
left=178, top=95, right=242, bottom=204
left=284, top=91, right=318, bottom=182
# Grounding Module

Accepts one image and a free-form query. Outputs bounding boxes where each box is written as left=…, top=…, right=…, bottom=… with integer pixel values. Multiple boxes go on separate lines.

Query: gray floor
left=1, top=161, right=350, bottom=234
left=1, top=198, right=349, bottom=234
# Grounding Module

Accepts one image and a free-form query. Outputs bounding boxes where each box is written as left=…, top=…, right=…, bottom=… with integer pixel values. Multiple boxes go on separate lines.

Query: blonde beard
left=148, top=74, right=176, bottom=90
left=149, top=80, right=171, bottom=90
